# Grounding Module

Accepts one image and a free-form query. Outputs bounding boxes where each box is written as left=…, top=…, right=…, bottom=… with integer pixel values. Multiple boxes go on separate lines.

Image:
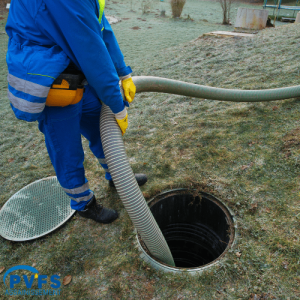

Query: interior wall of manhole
left=138, top=189, right=235, bottom=270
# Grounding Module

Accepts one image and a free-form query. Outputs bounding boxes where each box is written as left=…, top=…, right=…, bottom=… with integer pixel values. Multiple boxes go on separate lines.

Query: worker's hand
left=115, top=108, right=128, bottom=135
left=122, top=77, right=136, bottom=103
left=116, top=114, right=128, bottom=135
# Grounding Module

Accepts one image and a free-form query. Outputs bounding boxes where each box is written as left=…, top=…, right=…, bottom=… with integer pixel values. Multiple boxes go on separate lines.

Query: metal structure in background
left=0, top=177, right=75, bottom=241
left=263, top=0, right=300, bottom=21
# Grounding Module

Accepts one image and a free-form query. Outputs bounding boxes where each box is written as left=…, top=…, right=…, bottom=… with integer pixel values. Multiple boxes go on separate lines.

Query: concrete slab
left=106, top=15, right=121, bottom=25
left=203, top=31, right=255, bottom=38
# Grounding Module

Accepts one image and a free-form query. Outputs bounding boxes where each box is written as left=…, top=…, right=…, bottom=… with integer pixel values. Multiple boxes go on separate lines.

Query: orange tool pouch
left=46, top=70, right=85, bottom=107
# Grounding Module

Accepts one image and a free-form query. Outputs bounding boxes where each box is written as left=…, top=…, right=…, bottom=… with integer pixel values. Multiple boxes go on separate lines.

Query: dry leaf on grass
left=63, top=275, right=72, bottom=286
left=241, top=162, right=253, bottom=170
left=0, top=267, right=5, bottom=274
left=236, top=252, right=242, bottom=258
left=250, top=203, right=258, bottom=213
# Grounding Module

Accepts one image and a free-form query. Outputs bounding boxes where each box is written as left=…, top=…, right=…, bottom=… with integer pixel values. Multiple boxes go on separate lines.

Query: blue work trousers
left=38, top=85, right=111, bottom=211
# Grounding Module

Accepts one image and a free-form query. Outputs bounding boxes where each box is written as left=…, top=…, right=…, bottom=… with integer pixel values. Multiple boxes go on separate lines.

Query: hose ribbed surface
left=100, top=104, right=175, bottom=266
left=133, top=76, right=300, bottom=102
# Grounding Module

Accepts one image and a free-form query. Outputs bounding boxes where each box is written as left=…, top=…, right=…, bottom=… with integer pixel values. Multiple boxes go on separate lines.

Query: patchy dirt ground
left=0, top=0, right=299, bottom=299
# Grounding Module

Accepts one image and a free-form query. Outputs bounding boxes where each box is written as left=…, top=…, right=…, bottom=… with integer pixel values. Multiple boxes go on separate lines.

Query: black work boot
left=109, top=173, right=147, bottom=188
left=78, top=196, right=118, bottom=224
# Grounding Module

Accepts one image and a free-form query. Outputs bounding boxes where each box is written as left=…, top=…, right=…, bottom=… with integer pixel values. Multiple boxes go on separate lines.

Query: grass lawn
left=0, top=0, right=300, bottom=299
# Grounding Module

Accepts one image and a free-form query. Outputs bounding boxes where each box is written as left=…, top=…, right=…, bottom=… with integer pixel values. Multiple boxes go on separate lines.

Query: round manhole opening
left=137, top=189, right=235, bottom=273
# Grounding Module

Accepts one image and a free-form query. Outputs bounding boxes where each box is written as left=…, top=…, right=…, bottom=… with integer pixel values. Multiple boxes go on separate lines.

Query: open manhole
left=137, top=189, right=236, bottom=274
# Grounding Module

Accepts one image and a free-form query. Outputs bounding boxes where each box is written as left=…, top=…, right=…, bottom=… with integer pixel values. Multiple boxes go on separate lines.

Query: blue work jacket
left=6, top=0, right=131, bottom=122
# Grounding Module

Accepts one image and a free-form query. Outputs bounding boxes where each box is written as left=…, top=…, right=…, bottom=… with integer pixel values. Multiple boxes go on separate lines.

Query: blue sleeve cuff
left=110, top=101, right=125, bottom=114
left=11, top=103, right=42, bottom=122
left=117, top=66, right=132, bottom=77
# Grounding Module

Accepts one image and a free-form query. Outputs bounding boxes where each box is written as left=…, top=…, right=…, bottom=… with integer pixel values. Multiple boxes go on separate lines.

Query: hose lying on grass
left=133, top=76, right=300, bottom=102
left=100, top=76, right=300, bottom=267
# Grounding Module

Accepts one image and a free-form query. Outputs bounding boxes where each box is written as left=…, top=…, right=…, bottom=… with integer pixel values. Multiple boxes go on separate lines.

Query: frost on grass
left=1, top=5, right=300, bottom=299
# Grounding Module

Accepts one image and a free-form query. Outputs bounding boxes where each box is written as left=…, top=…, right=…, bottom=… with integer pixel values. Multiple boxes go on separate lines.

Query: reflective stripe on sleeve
left=8, top=90, right=45, bottom=113
left=69, top=192, right=94, bottom=203
left=8, top=73, right=50, bottom=98
left=62, top=182, right=90, bottom=195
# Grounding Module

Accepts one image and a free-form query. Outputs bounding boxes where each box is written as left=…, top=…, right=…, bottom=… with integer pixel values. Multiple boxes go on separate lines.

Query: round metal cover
left=0, top=177, right=75, bottom=241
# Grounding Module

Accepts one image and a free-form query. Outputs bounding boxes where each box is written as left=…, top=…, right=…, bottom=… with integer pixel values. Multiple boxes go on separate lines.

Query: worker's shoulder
left=39, top=0, right=97, bottom=13
left=41, top=0, right=97, bottom=5
left=16, top=0, right=43, bottom=16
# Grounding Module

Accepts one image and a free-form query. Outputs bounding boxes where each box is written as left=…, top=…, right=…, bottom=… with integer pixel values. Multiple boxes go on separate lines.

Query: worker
left=5, top=0, right=147, bottom=224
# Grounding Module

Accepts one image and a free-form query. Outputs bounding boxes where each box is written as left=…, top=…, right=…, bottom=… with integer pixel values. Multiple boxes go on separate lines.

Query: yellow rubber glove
left=122, top=77, right=136, bottom=103
left=115, top=111, right=128, bottom=136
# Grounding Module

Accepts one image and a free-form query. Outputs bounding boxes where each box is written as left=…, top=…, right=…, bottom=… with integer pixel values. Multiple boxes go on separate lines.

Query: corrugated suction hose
left=133, top=76, right=300, bottom=102
left=100, top=76, right=300, bottom=267
left=100, top=104, right=175, bottom=266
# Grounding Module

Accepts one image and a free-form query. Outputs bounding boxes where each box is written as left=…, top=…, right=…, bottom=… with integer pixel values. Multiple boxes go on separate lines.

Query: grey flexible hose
left=133, top=76, right=300, bottom=102
left=100, top=104, right=175, bottom=266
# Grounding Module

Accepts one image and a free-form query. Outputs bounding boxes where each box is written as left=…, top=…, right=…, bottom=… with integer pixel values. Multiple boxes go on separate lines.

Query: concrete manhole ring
left=136, top=188, right=237, bottom=274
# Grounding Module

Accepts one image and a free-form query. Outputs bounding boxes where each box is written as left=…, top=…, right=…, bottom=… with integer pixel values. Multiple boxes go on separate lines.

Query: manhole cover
left=0, top=177, right=75, bottom=241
